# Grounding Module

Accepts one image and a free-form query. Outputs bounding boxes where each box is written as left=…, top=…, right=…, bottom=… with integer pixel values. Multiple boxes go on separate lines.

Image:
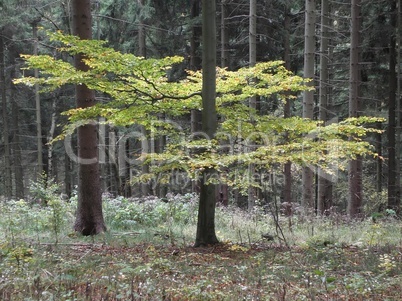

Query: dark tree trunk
left=138, top=0, right=146, bottom=58
left=154, top=113, right=167, bottom=198
left=348, top=0, right=363, bottom=217
left=118, top=134, right=132, bottom=197
left=47, top=95, right=57, bottom=179
left=190, top=0, right=201, bottom=71
left=33, top=22, right=43, bottom=178
left=282, top=5, right=292, bottom=206
left=220, top=0, right=230, bottom=69
left=395, top=0, right=402, bottom=210
left=11, top=66, right=24, bottom=199
left=65, top=151, right=72, bottom=198
left=302, top=0, right=316, bottom=210
left=190, top=0, right=202, bottom=194
left=217, top=0, right=230, bottom=207
left=0, top=33, right=12, bottom=199
left=72, top=0, right=106, bottom=235
left=194, top=0, right=219, bottom=247
left=387, top=0, right=400, bottom=213
left=137, top=2, right=151, bottom=196
left=376, top=121, right=383, bottom=193
left=317, top=0, right=333, bottom=215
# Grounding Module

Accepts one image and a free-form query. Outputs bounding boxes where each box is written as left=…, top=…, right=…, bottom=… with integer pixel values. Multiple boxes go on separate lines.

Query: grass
left=1, top=193, right=402, bottom=300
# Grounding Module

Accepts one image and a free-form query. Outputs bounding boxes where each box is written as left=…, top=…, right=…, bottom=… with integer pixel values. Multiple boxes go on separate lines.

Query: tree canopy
left=15, top=31, right=383, bottom=193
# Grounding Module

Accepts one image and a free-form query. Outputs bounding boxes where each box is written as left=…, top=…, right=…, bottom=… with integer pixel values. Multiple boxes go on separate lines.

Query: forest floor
left=1, top=196, right=402, bottom=300
left=2, top=232, right=402, bottom=300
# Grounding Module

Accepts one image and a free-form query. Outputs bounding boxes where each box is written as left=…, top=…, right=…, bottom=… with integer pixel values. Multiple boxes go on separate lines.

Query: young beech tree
left=194, top=0, right=219, bottom=247
left=16, top=31, right=382, bottom=240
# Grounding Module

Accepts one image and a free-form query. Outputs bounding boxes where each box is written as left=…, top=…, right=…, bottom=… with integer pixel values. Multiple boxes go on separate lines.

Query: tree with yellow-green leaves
left=15, top=30, right=382, bottom=242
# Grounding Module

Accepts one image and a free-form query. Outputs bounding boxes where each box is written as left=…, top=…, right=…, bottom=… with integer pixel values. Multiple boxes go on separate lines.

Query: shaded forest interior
left=0, top=0, right=401, bottom=218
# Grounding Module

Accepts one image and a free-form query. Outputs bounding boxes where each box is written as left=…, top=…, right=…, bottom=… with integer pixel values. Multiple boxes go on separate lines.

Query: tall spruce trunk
left=387, top=0, right=400, bottom=213
left=33, top=22, right=43, bottom=178
left=0, top=34, right=12, bottom=199
left=138, top=0, right=151, bottom=197
left=221, top=0, right=229, bottom=69
left=11, top=66, right=24, bottom=199
left=47, top=95, right=57, bottom=179
left=190, top=0, right=202, bottom=194
left=72, top=0, right=106, bottom=235
left=248, top=0, right=257, bottom=211
left=348, top=0, right=363, bottom=217
left=218, top=0, right=229, bottom=206
left=302, top=0, right=316, bottom=210
left=283, top=5, right=292, bottom=207
left=194, top=0, right=219, bottom=247
left=395, top=0, right=402, bottom=203
left=317, top=0, right=333, bottom=215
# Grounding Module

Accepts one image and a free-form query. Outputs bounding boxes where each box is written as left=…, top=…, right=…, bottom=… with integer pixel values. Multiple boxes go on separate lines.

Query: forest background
left=1, top=0, right=399, bottom=222
left=1, top=0, right=402, bottom=300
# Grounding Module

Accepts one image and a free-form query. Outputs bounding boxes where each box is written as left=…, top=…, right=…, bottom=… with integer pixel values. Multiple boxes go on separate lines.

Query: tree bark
left=33, top=22, right=43, bottom=179
left=72, top=0, right=106, bottom=235
left=387, top=0, right=400, bottom=213
left=194, top=0, right=219, bottom=247
left=138, top=0, right=146, bottom=58
left=140, top=126, right=151, bottom=196
left=190, top=0, right=202, bottom=194
left=47, top=95, right=57, bottom=179
left=348, top=0, right=363, bottom=217
left=65, top=151, right=72, bottom=198
left=302, top=0, right=316, bottom=210
left=221, top=0, right=230, bottom=69
left=283, top=4, right=292, bottom=207
left=248, top=0, right=257, bottom=211
left=11, top=66, right=24, bottom=199
left=376, top=120, right=383, bottom=193
left=317, top=0, right=333, bottom=215
left=137, top=0, right=151, bottom=196
left=218, top=1, right=229, bottom=206
left=395, top=0, right=401, bottom=205
left=190, top=0, right=201, bottom=71
left=0, top=33, right=12, bottom=199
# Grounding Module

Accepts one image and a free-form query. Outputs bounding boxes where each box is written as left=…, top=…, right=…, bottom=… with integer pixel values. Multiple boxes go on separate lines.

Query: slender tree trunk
left=11, top=67, right=24, bottom=199
left=283, top=5, right=292, bottom=208
left=302, top=0, right=316, bottom=210
left=387, top=0, right=400, bottom=213
left=317, top=0, right=333, bottom=215
left=217, top=0, right=230, bottom=206
left=33, top=22, right=43, bottom=178
left=194, top=0, right=219, bottom=247
left=72, top=0, right=106, bottom=235
left=190, top=0, right=201, bottom=71
left=221, top=0, right=229, bottom=69
left=348, top=0, right=363, bottom=217
left=65, top=152, right=72, bottom=198
left=109, top=135, right=120, bottom=196
left=0, top=34, right=12, bottom=199
left=376, top=120, right=383, bottom=193
left=95, top=3, right=108, bottom=196
left=99, top=118, right=108, bottom=193
left=117, top=131, right=125, bottom=194
left=190, top=0, right=202, bottom=194
left=248, top=0, right=257, bottom=211
left=138, top=0, right=146, bottom=58
left=395, top=0, right=401, bottom=200
left=140, top=126, right=150, bottom=196
left=47, top=95, right=57, bottom=178
left=154, top=115, right=167, bottom=197
left=137, top=1, right=150, bottom=196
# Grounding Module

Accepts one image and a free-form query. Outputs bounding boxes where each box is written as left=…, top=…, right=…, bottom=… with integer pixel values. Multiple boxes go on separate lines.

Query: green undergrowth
left=1, top=193, right=402, bottom=300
